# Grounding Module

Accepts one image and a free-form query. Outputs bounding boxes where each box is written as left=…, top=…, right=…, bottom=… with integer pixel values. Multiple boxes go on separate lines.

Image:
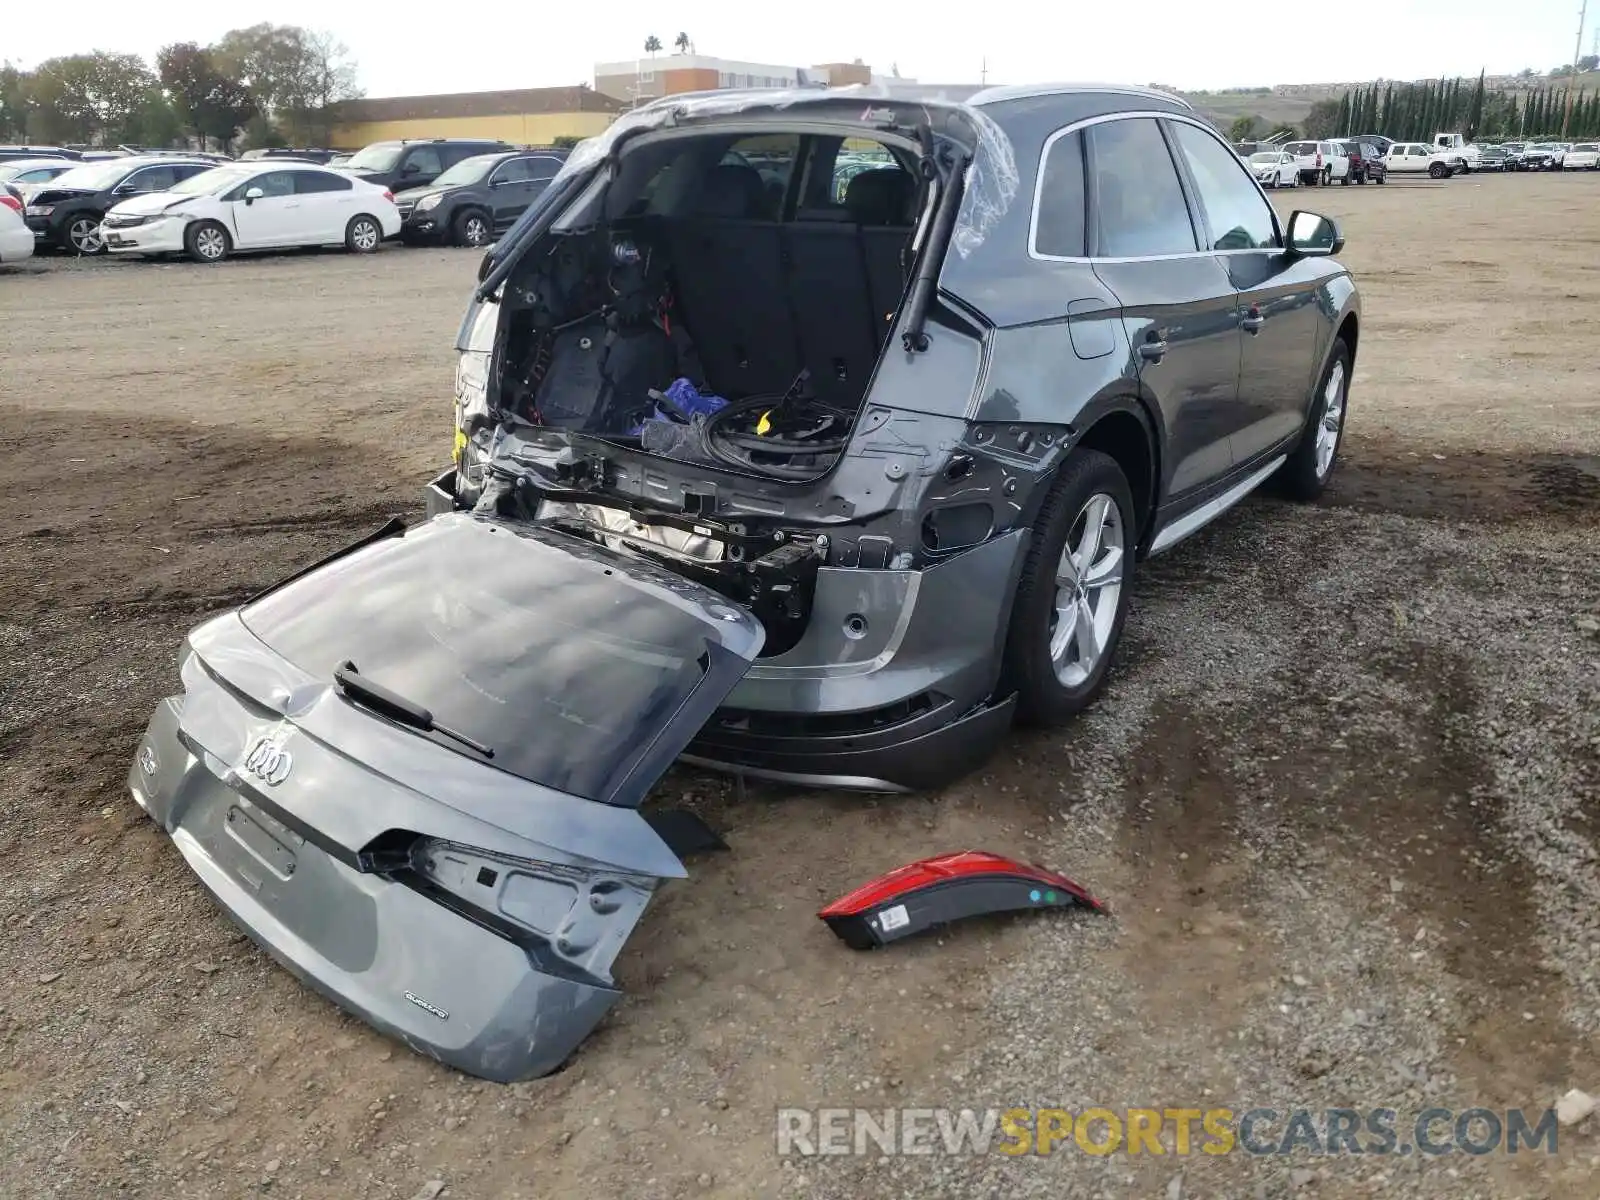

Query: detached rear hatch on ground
left=129, top=512, right=766, bottom=1080
left=238, top=512, right=765, bottom=806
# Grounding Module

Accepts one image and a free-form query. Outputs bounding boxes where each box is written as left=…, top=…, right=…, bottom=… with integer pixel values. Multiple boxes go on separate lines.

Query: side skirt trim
left=1148, top=454, right=1286, bottom=556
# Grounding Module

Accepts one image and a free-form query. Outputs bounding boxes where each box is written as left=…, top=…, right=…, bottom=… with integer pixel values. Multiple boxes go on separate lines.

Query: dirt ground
left=2, top=171, right=1598, bottom=1200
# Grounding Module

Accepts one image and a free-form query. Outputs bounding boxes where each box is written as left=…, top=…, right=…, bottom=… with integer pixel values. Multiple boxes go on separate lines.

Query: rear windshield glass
left=1285, top=143, right=1314, bottom=154
left=1576, top=145, right=1599, bottom=152
left=240, top=517, right=747, bottom=800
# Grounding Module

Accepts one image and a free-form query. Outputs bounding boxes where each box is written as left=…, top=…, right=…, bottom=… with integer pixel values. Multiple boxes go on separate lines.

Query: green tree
left=214, top=23, right=360, bottom=143
left=157, top=42, right=258, bottom=149
left=643, top=35, right=662, bottom=56
left=1336, top=91, right=1352, bottom=134
left=674, top=32, right=691, bottom=54
left=1228, top=114, right=1263, bottom=141
left=24, top=52, right=158, bottom=144
left=1304, top=98, right=1342, bottom=138
left=1467, top=70, right=1485, bottom=138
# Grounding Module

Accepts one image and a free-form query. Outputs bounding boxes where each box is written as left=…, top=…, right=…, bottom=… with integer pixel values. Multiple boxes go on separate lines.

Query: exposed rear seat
left=663, top=163, right=917, bottom=406
left=845, top=169, right=917, bottom=335
left=666, top=164, right=799, bottom=397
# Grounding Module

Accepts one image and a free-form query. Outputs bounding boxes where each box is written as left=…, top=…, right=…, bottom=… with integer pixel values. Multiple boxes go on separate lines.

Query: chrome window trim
left=1029, top=109, right=1284, bottom=264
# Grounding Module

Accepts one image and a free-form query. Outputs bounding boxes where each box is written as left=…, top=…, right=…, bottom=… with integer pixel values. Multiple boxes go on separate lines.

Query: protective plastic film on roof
left=547, top=84, right=1019, bottom=256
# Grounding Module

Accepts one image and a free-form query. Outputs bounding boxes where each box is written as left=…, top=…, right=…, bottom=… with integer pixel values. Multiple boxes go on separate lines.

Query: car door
left=1168, top=119, right=1323, bottom=466
left=485, top=156, right=535, bottom=230
left=292, top=169, right=357, bottom=241
left=1085, top=115, right=1239, bottom=499
left=226, top=170, right=301, bottom=247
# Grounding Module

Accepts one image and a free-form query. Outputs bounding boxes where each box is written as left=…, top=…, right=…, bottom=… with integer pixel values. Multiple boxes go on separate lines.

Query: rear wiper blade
left=333, top=660, right=494, bottom=758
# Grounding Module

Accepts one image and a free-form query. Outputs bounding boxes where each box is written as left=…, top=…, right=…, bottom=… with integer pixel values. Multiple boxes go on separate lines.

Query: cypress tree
left=1381, top=83, right=1395, bottom=132
left=1338, top=91, right=1352, bottom=134
left=1468, top=70, right=1485, bottom=138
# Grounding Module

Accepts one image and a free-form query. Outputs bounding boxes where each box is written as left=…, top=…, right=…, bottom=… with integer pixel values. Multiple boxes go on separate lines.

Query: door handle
left=1137, top=338, right=1168, bottom=362
left=1241, top=306, right=1265, bottom=334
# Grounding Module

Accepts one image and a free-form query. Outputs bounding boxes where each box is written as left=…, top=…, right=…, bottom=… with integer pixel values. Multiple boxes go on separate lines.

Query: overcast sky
left=6, top=0, right=1589, bottom=96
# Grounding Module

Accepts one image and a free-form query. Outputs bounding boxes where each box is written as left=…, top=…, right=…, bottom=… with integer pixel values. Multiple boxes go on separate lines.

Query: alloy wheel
left=69, top=218, right=102, bottom=254
left=1315, top=360, right=1346, bottom=478
left=464, top=215, right=489, bottom=246
left=1049, top=493, right=1125, bottom=687
left=353, top=220, right=379, bottom=251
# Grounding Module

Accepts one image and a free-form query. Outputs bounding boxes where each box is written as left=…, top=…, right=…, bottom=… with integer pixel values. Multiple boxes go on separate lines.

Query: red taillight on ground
left=382, top=189, right=395, bottom=204
left=818, top=849, right=1105, bottom=950
left=0, top=195, right=21, bottom=214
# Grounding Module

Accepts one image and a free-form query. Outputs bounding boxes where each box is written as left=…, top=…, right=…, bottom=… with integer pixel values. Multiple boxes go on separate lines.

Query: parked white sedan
left=1565, top=143, right=1599, bottom=170
left=0, top=193, right=35, bottom=263
left=1246, top=149, right=1300, bottom=188
left=99, top=163, right=401, bottom=262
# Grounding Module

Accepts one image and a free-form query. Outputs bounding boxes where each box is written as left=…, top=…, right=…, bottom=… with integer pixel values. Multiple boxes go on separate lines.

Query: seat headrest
left=844, top=168, right=915, bottom=226
left=698, top=163, right=766, bottom=217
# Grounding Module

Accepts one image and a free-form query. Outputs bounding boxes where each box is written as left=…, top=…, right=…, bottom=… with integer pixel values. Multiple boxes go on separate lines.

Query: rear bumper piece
left=128, top=696, right=623, bottom=1083
left=684, top=692, right=1017, bottom=792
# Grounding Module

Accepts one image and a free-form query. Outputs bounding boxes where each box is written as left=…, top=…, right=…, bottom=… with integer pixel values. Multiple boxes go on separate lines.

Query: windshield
left=43, top=160, right=134, bottom=191
left=1576, top=145, right=1599, bottom=152
left=168, top=165, right=253, bottom=195
left=344, top=144, right=402, bottom=171
left=429, top=155, right=498, bottom=188
left=239, top=517, right=752, bottom=801
left=1248, top=152, right=1281, bottom=164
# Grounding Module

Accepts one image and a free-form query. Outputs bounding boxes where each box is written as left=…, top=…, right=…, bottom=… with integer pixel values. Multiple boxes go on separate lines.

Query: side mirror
left=1285, top=210, right=1344, bottom=257
left=243, top=186, right=265, bottom=204
left=113, top=183, right=137, bottom=195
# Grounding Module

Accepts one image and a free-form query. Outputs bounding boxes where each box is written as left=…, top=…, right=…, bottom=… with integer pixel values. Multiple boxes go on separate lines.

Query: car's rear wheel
left=345, top=215, right=382, bottom=253
left=1375, top=172, right=1386, bottom=184
left=184, top=220, right=231, bottom=264
left=1001, top=449, right=1136, bottom=727
left=453, top=209, right=492, bottom=248
left=63, top=214, right=105, bottom=256
left=1322, top=167, right=1332, bottom=186
left=1275, top=337, right=1351, bottom=502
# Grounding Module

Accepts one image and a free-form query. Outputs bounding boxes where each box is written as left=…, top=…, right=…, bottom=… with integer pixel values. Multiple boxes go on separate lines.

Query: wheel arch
left=1067, top=397, right=1161, bottom=553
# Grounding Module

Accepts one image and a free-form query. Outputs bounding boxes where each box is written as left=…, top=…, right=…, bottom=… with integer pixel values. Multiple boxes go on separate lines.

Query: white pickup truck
left=1433, top=132, right=1481, bottom=173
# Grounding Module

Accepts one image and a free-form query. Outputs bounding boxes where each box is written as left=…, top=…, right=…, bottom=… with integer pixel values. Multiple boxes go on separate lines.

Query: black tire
left=1355, top=170, right=1366, bottom=184
left=1001, top=448, right=1137, bottom=727
left=1375, top=172, right=1386, bottom=185
left=184, top=220, right=231, bottom=264
left=1322, top=167, right=1332, bottom=186
left=1275, top=338, right=1351, bottom=502
left=452, top=208, right=492, bottom=248
left=1340, top=170, right=1351, bottom=185
left=1429, top=162, right=1447, bottom=179
left=345, top=214, right=383, bottom=253
left=61, top=213, right=106, bottom=256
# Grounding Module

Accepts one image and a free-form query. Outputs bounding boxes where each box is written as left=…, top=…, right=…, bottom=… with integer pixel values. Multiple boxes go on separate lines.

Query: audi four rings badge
left=242, top=736, right=293, bottom=785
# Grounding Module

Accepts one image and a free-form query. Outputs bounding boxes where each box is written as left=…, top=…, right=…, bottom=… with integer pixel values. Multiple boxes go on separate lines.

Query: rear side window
left=526, top=155, right=565, bottom=182
left=294, top=171, right=352, bottom=194
left=1087, top=118, right=1196, bottom=258
left=1033, top=129, right=1086, bottom=257
left=1170, top=121, right=1278, bottom=251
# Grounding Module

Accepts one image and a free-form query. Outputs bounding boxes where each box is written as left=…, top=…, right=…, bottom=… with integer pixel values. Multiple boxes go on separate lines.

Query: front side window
left=124, top=165, right=177, bottom=192
left=404, top=147, right=444, bottom=176
left=1170, top=121, right=1278, bottom=251
left=1087, top=118, right=1196, bottom=258
left=489, top=157, right=534, bottom=185
left=1033, top=128, right=1086, bottom=257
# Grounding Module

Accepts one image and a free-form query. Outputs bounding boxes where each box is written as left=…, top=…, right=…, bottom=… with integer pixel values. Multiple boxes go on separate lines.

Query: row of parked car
left=0, top=138, right=572, bottom=264
left=1241, top=131, right=1600, bottom=188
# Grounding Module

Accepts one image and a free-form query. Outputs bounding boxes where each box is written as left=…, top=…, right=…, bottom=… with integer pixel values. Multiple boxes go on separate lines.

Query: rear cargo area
left=493, top=129, right=925, bottom=479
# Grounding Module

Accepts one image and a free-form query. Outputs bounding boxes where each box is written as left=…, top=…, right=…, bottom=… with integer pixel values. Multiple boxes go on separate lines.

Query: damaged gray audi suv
left=129, top=83, right=1359, bottom=1082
